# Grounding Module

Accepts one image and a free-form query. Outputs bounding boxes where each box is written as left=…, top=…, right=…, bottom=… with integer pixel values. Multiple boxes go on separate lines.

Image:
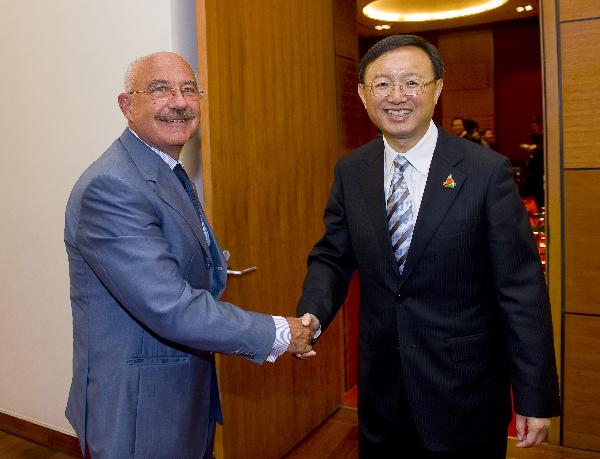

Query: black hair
left=358, top=35, right=445, bottom=83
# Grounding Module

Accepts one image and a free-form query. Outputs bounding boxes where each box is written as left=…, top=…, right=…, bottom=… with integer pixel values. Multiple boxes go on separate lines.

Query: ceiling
left=357, top=0, right=539, bottom=37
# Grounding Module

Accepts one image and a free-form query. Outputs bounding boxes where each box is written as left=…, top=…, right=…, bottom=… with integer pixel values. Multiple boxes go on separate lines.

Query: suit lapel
left=400, top=130, right=466, bottom=284
left=358, top=139, right=402, bottom=275
left=119, top=129, right=212, bottom=258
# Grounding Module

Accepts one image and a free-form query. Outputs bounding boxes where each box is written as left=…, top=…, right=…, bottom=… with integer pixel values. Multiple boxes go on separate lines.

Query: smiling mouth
left=386, top=109, right=411, bottom=117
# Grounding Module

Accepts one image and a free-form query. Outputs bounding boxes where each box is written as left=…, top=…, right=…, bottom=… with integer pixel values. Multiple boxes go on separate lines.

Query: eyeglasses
left=362, top=78, right=436, bottom=98
left=129, top=85, right=205, bottom=101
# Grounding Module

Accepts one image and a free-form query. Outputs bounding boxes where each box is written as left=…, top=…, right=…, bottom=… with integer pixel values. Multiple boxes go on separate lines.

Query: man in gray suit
left=64, top=52, right=314, bottom=459
left=297, top=35, right=559, bottom=458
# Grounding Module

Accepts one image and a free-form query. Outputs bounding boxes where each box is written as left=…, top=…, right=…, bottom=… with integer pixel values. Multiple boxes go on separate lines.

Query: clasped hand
left=285, top=313, right=320, bottom=358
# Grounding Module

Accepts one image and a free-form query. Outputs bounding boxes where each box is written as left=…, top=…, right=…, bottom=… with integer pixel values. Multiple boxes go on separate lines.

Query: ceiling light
left=374, top=24, right=391, bottom=30
left=525, top=4, right=533, bottom=11
left=516, top=6, right=525, bottom=12
left=363, top=0, right=509, bottom=22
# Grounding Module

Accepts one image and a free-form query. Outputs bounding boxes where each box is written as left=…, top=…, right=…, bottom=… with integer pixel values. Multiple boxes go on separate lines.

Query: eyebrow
left=370, top=72, right=426, bottom=80
left=146, top=79, right=169, bottom=86
left=146, top=79, right=197, bottom=87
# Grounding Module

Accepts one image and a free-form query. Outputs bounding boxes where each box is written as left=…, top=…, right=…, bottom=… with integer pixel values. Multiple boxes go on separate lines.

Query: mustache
left=154, top=109, right=197, bottom=122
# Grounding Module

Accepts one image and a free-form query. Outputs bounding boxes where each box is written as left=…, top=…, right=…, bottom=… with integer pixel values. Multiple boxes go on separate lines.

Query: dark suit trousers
left=359, top=422, right=508, bottom=459
left=358, top=390, right=508, bottom=459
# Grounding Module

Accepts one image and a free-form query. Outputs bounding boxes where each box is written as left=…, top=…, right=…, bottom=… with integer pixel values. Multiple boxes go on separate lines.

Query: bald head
left=124, top=52, right=197, bottom=94
left=118, top=52, right=201, bottom=159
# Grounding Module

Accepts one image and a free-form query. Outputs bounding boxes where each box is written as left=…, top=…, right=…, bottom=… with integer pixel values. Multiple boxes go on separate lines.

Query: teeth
left=387, top=109, right=410, bottom=117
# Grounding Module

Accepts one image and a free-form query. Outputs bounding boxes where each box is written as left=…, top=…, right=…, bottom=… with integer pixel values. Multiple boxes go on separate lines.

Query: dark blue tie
left=173, top=164, right=211, bottom=246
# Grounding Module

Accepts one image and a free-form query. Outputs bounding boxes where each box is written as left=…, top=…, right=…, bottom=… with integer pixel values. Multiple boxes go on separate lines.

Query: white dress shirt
left=383, top=121, right=438, bottom=222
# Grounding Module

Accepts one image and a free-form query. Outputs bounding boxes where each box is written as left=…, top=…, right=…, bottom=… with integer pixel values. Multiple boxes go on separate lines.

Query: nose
left=387, top=83, right=408, bottom=102
left=169, top=88, right=188, bottom=107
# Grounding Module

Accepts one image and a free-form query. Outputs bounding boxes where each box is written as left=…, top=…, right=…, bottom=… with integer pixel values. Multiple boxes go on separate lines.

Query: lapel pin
left=442, top=174, right=456, bottom=189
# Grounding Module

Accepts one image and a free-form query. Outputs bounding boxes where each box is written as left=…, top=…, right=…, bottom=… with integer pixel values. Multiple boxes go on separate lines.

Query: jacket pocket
left=128, top=356, right=190, bottom=366
left=447, top=331, right=495, bottom=362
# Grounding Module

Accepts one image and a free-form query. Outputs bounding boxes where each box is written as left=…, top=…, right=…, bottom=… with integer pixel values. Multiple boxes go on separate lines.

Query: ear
left=358, top=84, right=367, bottom=110
left=117, top=93, right=133, bottom=121
left=433, top=79, right=444, bottom=105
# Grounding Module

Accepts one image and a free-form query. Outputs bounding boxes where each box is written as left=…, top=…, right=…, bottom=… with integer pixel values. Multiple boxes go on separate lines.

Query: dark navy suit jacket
left=298, top=128, right=560, bottom=451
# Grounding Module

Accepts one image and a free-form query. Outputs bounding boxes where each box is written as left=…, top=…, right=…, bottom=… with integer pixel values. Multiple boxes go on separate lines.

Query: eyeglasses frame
left=362, top=79, right=437, bottom=98
left=128, top=85, right=205, bottom=100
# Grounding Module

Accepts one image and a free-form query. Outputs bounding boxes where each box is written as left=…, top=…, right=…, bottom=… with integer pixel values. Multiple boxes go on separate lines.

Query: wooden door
left=196, top=1, right=344, bottom=458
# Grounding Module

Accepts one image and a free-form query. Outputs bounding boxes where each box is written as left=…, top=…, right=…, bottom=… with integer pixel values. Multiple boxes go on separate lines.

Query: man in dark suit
left=297, top=35, right=560, bottom=458
left=64, top=52, right=314, bottom=459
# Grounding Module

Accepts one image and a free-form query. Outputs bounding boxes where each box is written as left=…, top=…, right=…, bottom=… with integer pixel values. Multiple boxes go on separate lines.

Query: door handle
left=222, top=250, right=257, bottom=276
left=226, top=266, right=257, bottom=276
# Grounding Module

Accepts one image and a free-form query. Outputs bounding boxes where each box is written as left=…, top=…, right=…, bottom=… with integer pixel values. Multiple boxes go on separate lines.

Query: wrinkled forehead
left=135, top=54, right=196, bottom=86
left=365, top=46, right=434, bottom=81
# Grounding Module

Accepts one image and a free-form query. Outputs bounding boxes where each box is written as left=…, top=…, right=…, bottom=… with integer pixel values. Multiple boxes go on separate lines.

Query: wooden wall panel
left=563, top=314, right=600, bottom=451
left=197, top=1, right=344, bottom=458
left=564, top=170, right=600, bottom=315
left=561, top=20, right=600, bottom=168
left=540, top=0, right=562, bottom=444
left=560, top=0, right=600, bottom=22
left=438, top=29, right=495, bottom=135
left=335, top=56, right=374, bottom=156
left=334, top=0, right=358, bottom=61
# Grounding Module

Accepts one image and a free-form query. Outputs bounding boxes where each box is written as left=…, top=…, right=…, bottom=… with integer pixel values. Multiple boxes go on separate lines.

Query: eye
left=372, top=80, right=392, bottom=89
left=149, top=85, right=170, bottom=93
left=404, top=80, right=420, bottom=88
left=181, top=86, right=198, bottom=95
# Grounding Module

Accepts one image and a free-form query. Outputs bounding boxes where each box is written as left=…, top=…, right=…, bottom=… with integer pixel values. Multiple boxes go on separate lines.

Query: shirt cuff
left=266, top=316, right=291, bottom=363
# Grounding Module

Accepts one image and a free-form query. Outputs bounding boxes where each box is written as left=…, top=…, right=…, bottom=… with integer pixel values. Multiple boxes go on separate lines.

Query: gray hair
left=123, top=52, right=199, bottom=93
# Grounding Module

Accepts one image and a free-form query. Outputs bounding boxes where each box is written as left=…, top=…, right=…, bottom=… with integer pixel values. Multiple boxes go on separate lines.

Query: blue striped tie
left=387, top=155, right=413, bottom=274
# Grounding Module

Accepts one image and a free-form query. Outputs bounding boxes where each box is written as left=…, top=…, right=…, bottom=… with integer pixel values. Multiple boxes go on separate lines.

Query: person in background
left=64, top=52, right=314, bottom=459
left=463, top=118, right=482, bottom=144
left=450, top=116, right=466, bottom=137
left=480, top=127, right=497, bottom=150
left=521, top=116, right=545, bottom=208
left=296, top=35, right=560, bottom=458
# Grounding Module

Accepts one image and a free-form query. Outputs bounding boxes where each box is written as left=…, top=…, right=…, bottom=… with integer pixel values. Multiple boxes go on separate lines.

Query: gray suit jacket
left=65, top=129, right=275, bottom=458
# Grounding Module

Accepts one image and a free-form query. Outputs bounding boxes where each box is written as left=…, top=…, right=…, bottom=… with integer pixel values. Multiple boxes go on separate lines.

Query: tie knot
left=173, top=163, right=190, bottom=187
left=393, top=155, right=409, bottom=173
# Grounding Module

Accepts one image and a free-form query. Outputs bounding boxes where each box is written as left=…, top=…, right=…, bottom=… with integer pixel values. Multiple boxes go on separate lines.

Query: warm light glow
left=516, top=6, right=525, bottom=12
left=525, top=4, right=533, bottom=11
left=374, top=24, right=391, bottom=30
left=363, top=0, right=509, bottom=22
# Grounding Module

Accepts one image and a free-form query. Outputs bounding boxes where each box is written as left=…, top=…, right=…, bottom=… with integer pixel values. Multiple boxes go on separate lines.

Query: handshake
left=285, top=313, right=320, bottom=359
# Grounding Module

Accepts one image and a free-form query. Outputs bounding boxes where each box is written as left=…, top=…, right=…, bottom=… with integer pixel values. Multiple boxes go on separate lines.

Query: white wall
left=0, top=0, right=197, bottom=434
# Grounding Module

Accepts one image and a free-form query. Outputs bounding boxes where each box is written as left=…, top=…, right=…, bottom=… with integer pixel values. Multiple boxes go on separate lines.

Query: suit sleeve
left=297, top=162, right=356, bottom=331
left=486, top=156, right=560, bottom=417
left=76, top=173, right=275, bottom=364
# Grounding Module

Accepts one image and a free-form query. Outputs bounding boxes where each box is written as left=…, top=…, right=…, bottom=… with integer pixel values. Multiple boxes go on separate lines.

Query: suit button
left=206, top=260, right=213, bottom=269
left=397, top=292, right=403, bottom=300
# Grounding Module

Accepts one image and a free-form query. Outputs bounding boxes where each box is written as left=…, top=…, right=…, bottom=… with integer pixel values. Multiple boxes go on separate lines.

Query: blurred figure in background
left=463, top=118, right=482, bottom=144
left=450, top=116, right=466, bottom=137
left=480, top=127, right=496, bottom=150
left=521, top=116, right=545, bottom=208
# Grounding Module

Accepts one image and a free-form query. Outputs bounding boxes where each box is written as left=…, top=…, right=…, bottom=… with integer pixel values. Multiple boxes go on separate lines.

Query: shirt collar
left=128, top=128, right=181, bottom=170
left=383, top=121, right=438, bottom=176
